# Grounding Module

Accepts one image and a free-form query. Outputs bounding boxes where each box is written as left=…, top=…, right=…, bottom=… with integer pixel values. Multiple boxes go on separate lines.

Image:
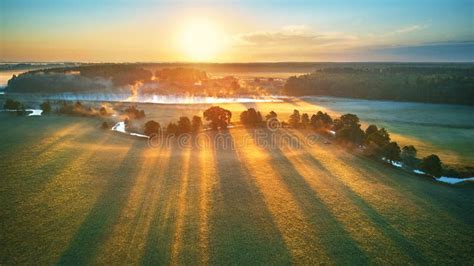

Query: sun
left=179, top=19, right=225, bottom=62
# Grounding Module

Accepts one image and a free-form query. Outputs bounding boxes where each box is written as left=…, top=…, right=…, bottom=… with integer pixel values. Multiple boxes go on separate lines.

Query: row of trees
left=143, top=116, right=203, bottom=136
left=237, top=106, right=445, bottom=177
left=142, top=106, right=232, bottom=136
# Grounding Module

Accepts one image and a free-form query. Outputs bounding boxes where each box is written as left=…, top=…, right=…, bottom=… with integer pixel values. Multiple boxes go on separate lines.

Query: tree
left=301, top=113, right=310, bottom=127
left=177, top=116, right=192, bottom=134
left=40, top=101, right=52, bottom=114
left=366, top=127, right=390, bottom=147
left=265, top=111, right=277, bottom=121
left=310, top=114, right=318, bottom=127
left=124, top=105, right=145, bottom=119
left=420, top=154, right=443, bottom=176
left=382, top=141, right=401, bottom=162
left=99, top=106, right=108, bottom=116
left=311, top=111, right=333, bottom=129
left=74, top=101, right=83, bottom=111
left=288, top=109, right=301, bottom=128
left=365, top=125, right=378, bottom=137
left=166, top=122, right=178, bottom=135
left=124, top=118, right=130, bottom=131
left=401, top=145, right=418, bottom=167
left=191, top=115, right=203, bottom=132
left=335, top=126, right=365, bottom=145
left=240, top=108, right=263, bottom=126
left=144, top=120, right=161, bottom=136
left=203, top=106, right=232, bottom=130
left=101, top=121, right=109, bottom=129
left=3, top=99, right=21, bottom=110
left=334, top=113, right=365, bottom=145
left=334, top=113, right=360, bottom=131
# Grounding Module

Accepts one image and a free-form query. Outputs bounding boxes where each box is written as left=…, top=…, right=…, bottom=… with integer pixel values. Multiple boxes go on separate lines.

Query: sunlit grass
left=0, top=114, right=473, bottom=264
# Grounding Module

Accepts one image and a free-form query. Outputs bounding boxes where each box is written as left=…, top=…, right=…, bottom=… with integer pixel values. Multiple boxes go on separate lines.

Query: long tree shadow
left=207, top=130, right=292, bottom=264
left=292, top=146, right=429, bottom=264
left=246, top=128, right=369, bottom=264
left=58, top=140, right=145, bottom=265
left=140, top=141, right=188, bottom=264
left=349, top=154, right=474, bottom=226
left=171, top=135, right=206, bottom=264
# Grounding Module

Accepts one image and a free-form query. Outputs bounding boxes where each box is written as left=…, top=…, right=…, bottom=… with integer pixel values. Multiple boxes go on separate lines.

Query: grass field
left=0, top=113, right=473, bottom=264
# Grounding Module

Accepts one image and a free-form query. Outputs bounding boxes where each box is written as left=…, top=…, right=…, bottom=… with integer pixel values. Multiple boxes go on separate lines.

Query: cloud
left=234, top=25, right=358, bottom=49
left=387, top=24, right=429, bottom=35
left=229, top=24, right=472, bottom=62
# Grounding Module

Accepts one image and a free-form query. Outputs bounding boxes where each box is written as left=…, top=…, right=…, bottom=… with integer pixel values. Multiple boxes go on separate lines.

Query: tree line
left=284, top=66, right=474, bottom=106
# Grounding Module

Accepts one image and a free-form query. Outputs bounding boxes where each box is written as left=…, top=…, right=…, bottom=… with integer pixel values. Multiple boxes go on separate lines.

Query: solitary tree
left=144, top=120, right=161, bottom=136
left=203, top=106, right=232, bottom=130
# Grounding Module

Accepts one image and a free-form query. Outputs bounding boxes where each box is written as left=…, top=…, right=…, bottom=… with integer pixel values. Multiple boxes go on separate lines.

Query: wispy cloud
left=389, top=24, right=429, bottom=35
left=234, top=25, right=358, bottom=49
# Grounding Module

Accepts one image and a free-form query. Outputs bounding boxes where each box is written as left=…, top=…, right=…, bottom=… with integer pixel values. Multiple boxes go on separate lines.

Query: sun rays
left=1, top=116, right=473, bottom=264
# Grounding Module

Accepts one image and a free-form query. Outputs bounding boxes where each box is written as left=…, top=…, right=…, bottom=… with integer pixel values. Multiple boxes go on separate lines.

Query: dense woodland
left=284, top=65, right=474, bottom=105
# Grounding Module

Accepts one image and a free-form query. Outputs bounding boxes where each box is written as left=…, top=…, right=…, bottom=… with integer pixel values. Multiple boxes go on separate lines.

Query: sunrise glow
left=178, top=19, right=226, bottom=61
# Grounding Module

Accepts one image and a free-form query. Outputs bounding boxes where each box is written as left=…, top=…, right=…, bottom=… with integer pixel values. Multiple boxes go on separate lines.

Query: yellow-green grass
left=0, top=113, right=473, bottom=264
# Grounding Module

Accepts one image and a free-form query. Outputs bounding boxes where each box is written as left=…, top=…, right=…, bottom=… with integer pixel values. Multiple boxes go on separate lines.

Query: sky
left=0, top=0, right=473, bottom=62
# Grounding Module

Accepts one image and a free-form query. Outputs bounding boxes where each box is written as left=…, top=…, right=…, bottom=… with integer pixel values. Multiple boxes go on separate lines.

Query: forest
left=284, top=65, right=474, bottom=105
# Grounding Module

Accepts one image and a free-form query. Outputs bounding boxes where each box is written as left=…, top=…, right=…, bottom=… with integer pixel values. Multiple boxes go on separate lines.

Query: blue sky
left=1, top=0, right=473, bottom=62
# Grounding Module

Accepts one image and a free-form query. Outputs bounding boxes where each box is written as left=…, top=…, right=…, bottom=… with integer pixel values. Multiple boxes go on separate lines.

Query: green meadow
left=0, top=113, right=473, bottom=264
